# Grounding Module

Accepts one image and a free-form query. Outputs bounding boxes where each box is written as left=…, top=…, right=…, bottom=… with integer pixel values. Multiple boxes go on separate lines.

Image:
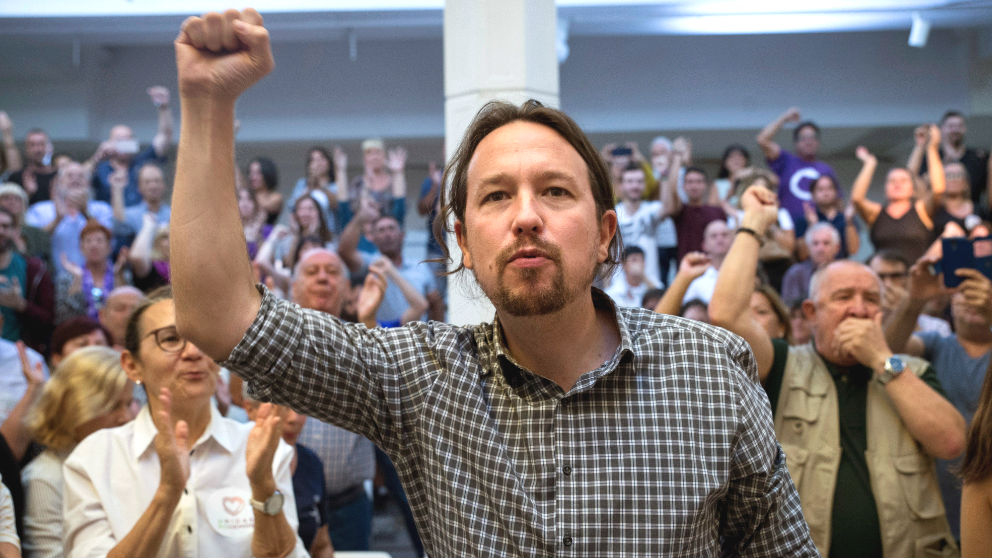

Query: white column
left=442, top=0, right=560, bottom=326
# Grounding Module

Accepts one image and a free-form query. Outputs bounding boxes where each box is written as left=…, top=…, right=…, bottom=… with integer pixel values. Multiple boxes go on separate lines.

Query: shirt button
left=186, top=525, right=193, bottom=534
left=562, top=465, right=572, bottom=476
left=563, top=535, right=573, bottom=547
left=183, top=488, right=189, bottom=495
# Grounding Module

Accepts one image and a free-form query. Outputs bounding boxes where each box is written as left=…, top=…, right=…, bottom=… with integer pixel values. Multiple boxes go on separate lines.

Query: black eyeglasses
left=143, top=325, right=188, bottom=354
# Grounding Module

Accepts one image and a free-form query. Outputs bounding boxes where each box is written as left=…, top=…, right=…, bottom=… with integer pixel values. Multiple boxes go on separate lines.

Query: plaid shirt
left=227, top=286, right=816, bottom=557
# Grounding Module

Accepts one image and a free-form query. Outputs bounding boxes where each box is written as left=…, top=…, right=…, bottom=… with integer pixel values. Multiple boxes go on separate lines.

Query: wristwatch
left=250, top=490, right=284, bottom=516
left=876, top=356, right=905, bottom=385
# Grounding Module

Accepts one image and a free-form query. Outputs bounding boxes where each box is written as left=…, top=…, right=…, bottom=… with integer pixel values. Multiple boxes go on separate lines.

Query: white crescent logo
left=789, top=167, right=822, bottom=202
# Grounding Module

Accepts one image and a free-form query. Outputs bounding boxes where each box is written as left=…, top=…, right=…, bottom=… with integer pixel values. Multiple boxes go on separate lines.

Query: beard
left=483, top=236, right=592, bottom=317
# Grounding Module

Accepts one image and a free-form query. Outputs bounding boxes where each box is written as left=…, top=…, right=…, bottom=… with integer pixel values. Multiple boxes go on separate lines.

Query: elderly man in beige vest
left=709, top=185, right=966, bottom=558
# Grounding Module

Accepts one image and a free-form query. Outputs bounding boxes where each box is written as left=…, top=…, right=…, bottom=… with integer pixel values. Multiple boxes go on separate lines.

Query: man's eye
left=483, top=191, right=508, bottom=203
left=547, top=187, right=569, bottom=197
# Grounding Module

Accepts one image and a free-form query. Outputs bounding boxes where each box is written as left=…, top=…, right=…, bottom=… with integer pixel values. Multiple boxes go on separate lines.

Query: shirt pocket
left=893, top=453, right=944, bottom=520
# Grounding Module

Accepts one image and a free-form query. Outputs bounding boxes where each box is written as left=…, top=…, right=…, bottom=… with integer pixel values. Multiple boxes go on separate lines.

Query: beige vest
left=774, top=344, right=958, bottom=558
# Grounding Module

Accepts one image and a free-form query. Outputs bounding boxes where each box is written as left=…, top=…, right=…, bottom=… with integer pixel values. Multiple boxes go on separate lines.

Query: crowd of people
left=0, top=12, right=992, bottom=556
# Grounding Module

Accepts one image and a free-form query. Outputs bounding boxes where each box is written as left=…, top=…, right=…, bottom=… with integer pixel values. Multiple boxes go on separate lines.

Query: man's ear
left=454, top=220, right=473, bottom=270
left=801, top=299, right=816, bottom=321
left=598, top=210, right=618, bottom=264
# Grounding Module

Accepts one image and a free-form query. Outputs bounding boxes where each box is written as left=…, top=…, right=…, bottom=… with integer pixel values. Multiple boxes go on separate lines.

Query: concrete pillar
left=442, top=0, right=560, bottom=326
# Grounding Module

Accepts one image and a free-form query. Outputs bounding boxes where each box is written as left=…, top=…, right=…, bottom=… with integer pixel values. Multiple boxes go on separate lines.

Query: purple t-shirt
left=768, top=149, right=837, bottom=221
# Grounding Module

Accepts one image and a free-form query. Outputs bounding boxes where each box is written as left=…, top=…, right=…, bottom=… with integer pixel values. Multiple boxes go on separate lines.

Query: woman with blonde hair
left=21, top=346, right=136, bottom=557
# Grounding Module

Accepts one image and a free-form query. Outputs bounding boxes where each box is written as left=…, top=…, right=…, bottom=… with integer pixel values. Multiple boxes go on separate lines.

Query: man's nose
left=511, top=192, right=543, bottom=236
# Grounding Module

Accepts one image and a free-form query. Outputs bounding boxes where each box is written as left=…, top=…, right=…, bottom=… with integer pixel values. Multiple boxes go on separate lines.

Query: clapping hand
left=16, top=341, right=44, bottom=388
left=246, top=402, right=287, bottom=489
left=147, top=86, right=171, bottom=108
left=676, top=252, right=711, bottom=282
left=153, top=388, right=191, bottom=496
left=386, top=147, right=407, bottom=174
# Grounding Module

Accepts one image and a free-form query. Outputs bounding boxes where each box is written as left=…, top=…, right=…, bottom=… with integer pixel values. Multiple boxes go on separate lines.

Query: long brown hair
left=434, top=99, right=622, bottom=281
left=960, top=358, right=992, bottom=483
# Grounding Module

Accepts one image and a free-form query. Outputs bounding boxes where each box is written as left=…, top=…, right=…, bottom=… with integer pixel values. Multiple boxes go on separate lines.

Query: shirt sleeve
left=21, top=468, right=62, bottom=557
left=222, top=285, right=445, bottom=454
left=0, top=475, right=18, bottom=550
left=63, top=451, right=119, bottom=558
left=719, top=338, right=818, bottom=557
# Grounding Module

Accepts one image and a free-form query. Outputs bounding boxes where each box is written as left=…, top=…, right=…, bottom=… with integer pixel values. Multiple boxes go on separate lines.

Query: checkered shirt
left=226, top=286, right=816, bottom=557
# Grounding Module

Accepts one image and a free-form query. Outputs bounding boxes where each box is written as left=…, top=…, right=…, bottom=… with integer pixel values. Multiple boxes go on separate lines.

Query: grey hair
left=808, top=260, right=882, bottom=303
left=804, top=221, right=841, bottom=246
left=651, top=136, right=673, bottom=151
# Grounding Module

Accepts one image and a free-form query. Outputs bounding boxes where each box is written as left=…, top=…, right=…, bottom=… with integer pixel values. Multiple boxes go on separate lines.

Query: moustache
left=495, top=237, right=563, bottom=269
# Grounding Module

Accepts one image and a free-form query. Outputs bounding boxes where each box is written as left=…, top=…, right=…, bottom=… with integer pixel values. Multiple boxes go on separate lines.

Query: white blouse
left=63, top=405, right=307, bottom=558
left=21, top=449, right=67, bottom=557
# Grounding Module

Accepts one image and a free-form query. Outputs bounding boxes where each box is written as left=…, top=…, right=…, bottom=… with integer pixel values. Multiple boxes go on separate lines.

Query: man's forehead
left=297, top=249, right=342, bottom=270
left=468, top=121, right=586, bottom=183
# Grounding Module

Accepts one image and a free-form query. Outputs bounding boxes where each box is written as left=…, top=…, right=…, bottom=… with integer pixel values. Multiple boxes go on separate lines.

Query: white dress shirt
left=0, top=474, right=18, bottom=551
left=21, top=449, right=67, bottom=558
left=63, top=405, right=307, bottom=558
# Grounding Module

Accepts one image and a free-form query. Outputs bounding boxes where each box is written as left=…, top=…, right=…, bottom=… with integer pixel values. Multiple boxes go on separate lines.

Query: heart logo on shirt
left=223, top=496, right=245, bottom=516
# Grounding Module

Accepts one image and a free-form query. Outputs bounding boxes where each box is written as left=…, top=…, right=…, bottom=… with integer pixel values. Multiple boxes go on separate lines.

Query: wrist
left=250, top=478, right=277, bottom=501
left=154, top=483, right=183, bottom=506
left=738, top=215, right=770, bottom=235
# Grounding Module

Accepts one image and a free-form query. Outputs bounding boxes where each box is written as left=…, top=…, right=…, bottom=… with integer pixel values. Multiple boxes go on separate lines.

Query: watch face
left=265, top=491, right=284, bottom=515
left=887, top=357, right=905, bottom=373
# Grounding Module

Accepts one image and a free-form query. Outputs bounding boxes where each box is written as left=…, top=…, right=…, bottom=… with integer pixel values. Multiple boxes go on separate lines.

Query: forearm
left=106, top=488, right=181, bottom=558
left=0, top=383, right=41, bottom=461
left=111, top=188, right=126, bottom=223
left=153, top=105, right=175, bottom=157
left=883, top=298, right=925, bottom=352
left=844, top=221, right=860, bottom=254
left=660, top=159, right=683, bottom=217
left=388, top=269, right=428, bottom=323
left=309, top=525, right=334, bottom=558
left=906, top=144, right=924, bottom=176
left=655, top=273, right=693, bottom=316
left=250, top=481, right=296, bottom=558
left=337, top=218, right=363, bottom=273
left=129, top=221, right=156, bottom=278
left=710, top=222, right=763, bottom=328
left=1, top=128, right=19, bottom=173
left=391, top=170, right=406, bottom=198
left=172, top=98, right=260, bottom=360
left=885, top=371, right=965, bottom=459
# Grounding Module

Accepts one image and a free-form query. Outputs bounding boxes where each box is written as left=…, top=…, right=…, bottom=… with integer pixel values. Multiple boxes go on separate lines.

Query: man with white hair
left=0, top=183, right=49, bottom=264
left=779, top=221, right=840, bottom=305
left=24, top=162, right=112, bottom=278
left=710, top=186, right=965, bottom=558
left=98, top=286, right=145, bottom=348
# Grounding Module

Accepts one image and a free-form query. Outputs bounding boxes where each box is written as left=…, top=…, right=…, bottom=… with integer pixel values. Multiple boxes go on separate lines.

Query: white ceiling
left=2, top=1, right=991, bottom=45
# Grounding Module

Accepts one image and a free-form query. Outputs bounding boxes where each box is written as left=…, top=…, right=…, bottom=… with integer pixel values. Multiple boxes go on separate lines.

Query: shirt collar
left=477, top=287, right=636, bottom=391
left=132, top=401, right=237, bottom=458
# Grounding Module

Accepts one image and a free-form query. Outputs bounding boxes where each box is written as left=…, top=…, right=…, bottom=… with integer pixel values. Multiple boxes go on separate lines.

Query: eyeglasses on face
left=142, top=325, right=187, bottom=354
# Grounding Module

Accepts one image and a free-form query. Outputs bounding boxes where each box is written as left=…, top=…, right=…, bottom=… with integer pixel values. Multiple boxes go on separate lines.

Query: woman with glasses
left=62, top=287, right=306, bottom=558
left=21, top=345, right=135, bottom=558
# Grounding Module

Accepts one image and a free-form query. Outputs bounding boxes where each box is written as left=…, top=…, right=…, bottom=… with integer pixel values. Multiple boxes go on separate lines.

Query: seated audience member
left=111, top=162, right=171, bottom=248
left=869, top=250, right=951, bottom=335
left=7, top=128, right=55, bottom=205
left=0, top=207, right=54, bottom=355
left=0, top=475, right=16, bottom=558
left=884, top=257, right=992, bottom=539
left=603, top=141, right=658, bottom=201
left=914, top=111, right=989, bottom=212
left=21, top=346, right=136, bottom=558
left=751, top=283, right=792, bottom=344
left=756, top=106, right=838, bottom=222
left=709, top=185, right=965, bottom=557
left=613, top=162, right=665, bottom=287
left=679, top=299, right=709, bottom=323
left=640, top=287, right=665, bottom=312
left=788, top=300, right=812, bottom=346
left=606, top=246, right=656, bottom=308
left=129, top=217, right=170, bottom=292
left=713, top=143, right=750, bottom=203
left=256, top=195, right=335, bottom=282
left=242, top=396, right=334, bottom=558
left=795, top=174, right=859, bottom=260
left=961, top=360, right=992, bottom=557
left=653, top=251, right=710, bottom=317
left=87, top=87, right=173, bottom=206
left=680, top=219, right=732, bottom=305
left=0, top=183, right=50, bottom=265
left=338, top=206, right=437, bottom=326
left=56, top=220, right=127, bottom=324
left=852, top=132, right=945, bottom=266
left=62, top=288, right=307, bottom=557
left=286, top=248, right=377, bottom=551
left=237, top=187, right=271, bottom=261
left=344, top=139, right=406, bottom=227
left=25, top=162, right=113, bottom=279
left=724, top=170, right=795, bottom=292
left=98, top=286, right=145, bottom=349
left=246, top=157, right=282, bottom=226
left=0, top=339, right=45, bottom=539
left=285, top=147, right=340, bottom=232
left=660, top=139, right=727, bottom=262
left=780, top=222, right=840, bottom=306
left=49, top=317, right=111, bottom=367
left=929, top=162, right=987, bottom=235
